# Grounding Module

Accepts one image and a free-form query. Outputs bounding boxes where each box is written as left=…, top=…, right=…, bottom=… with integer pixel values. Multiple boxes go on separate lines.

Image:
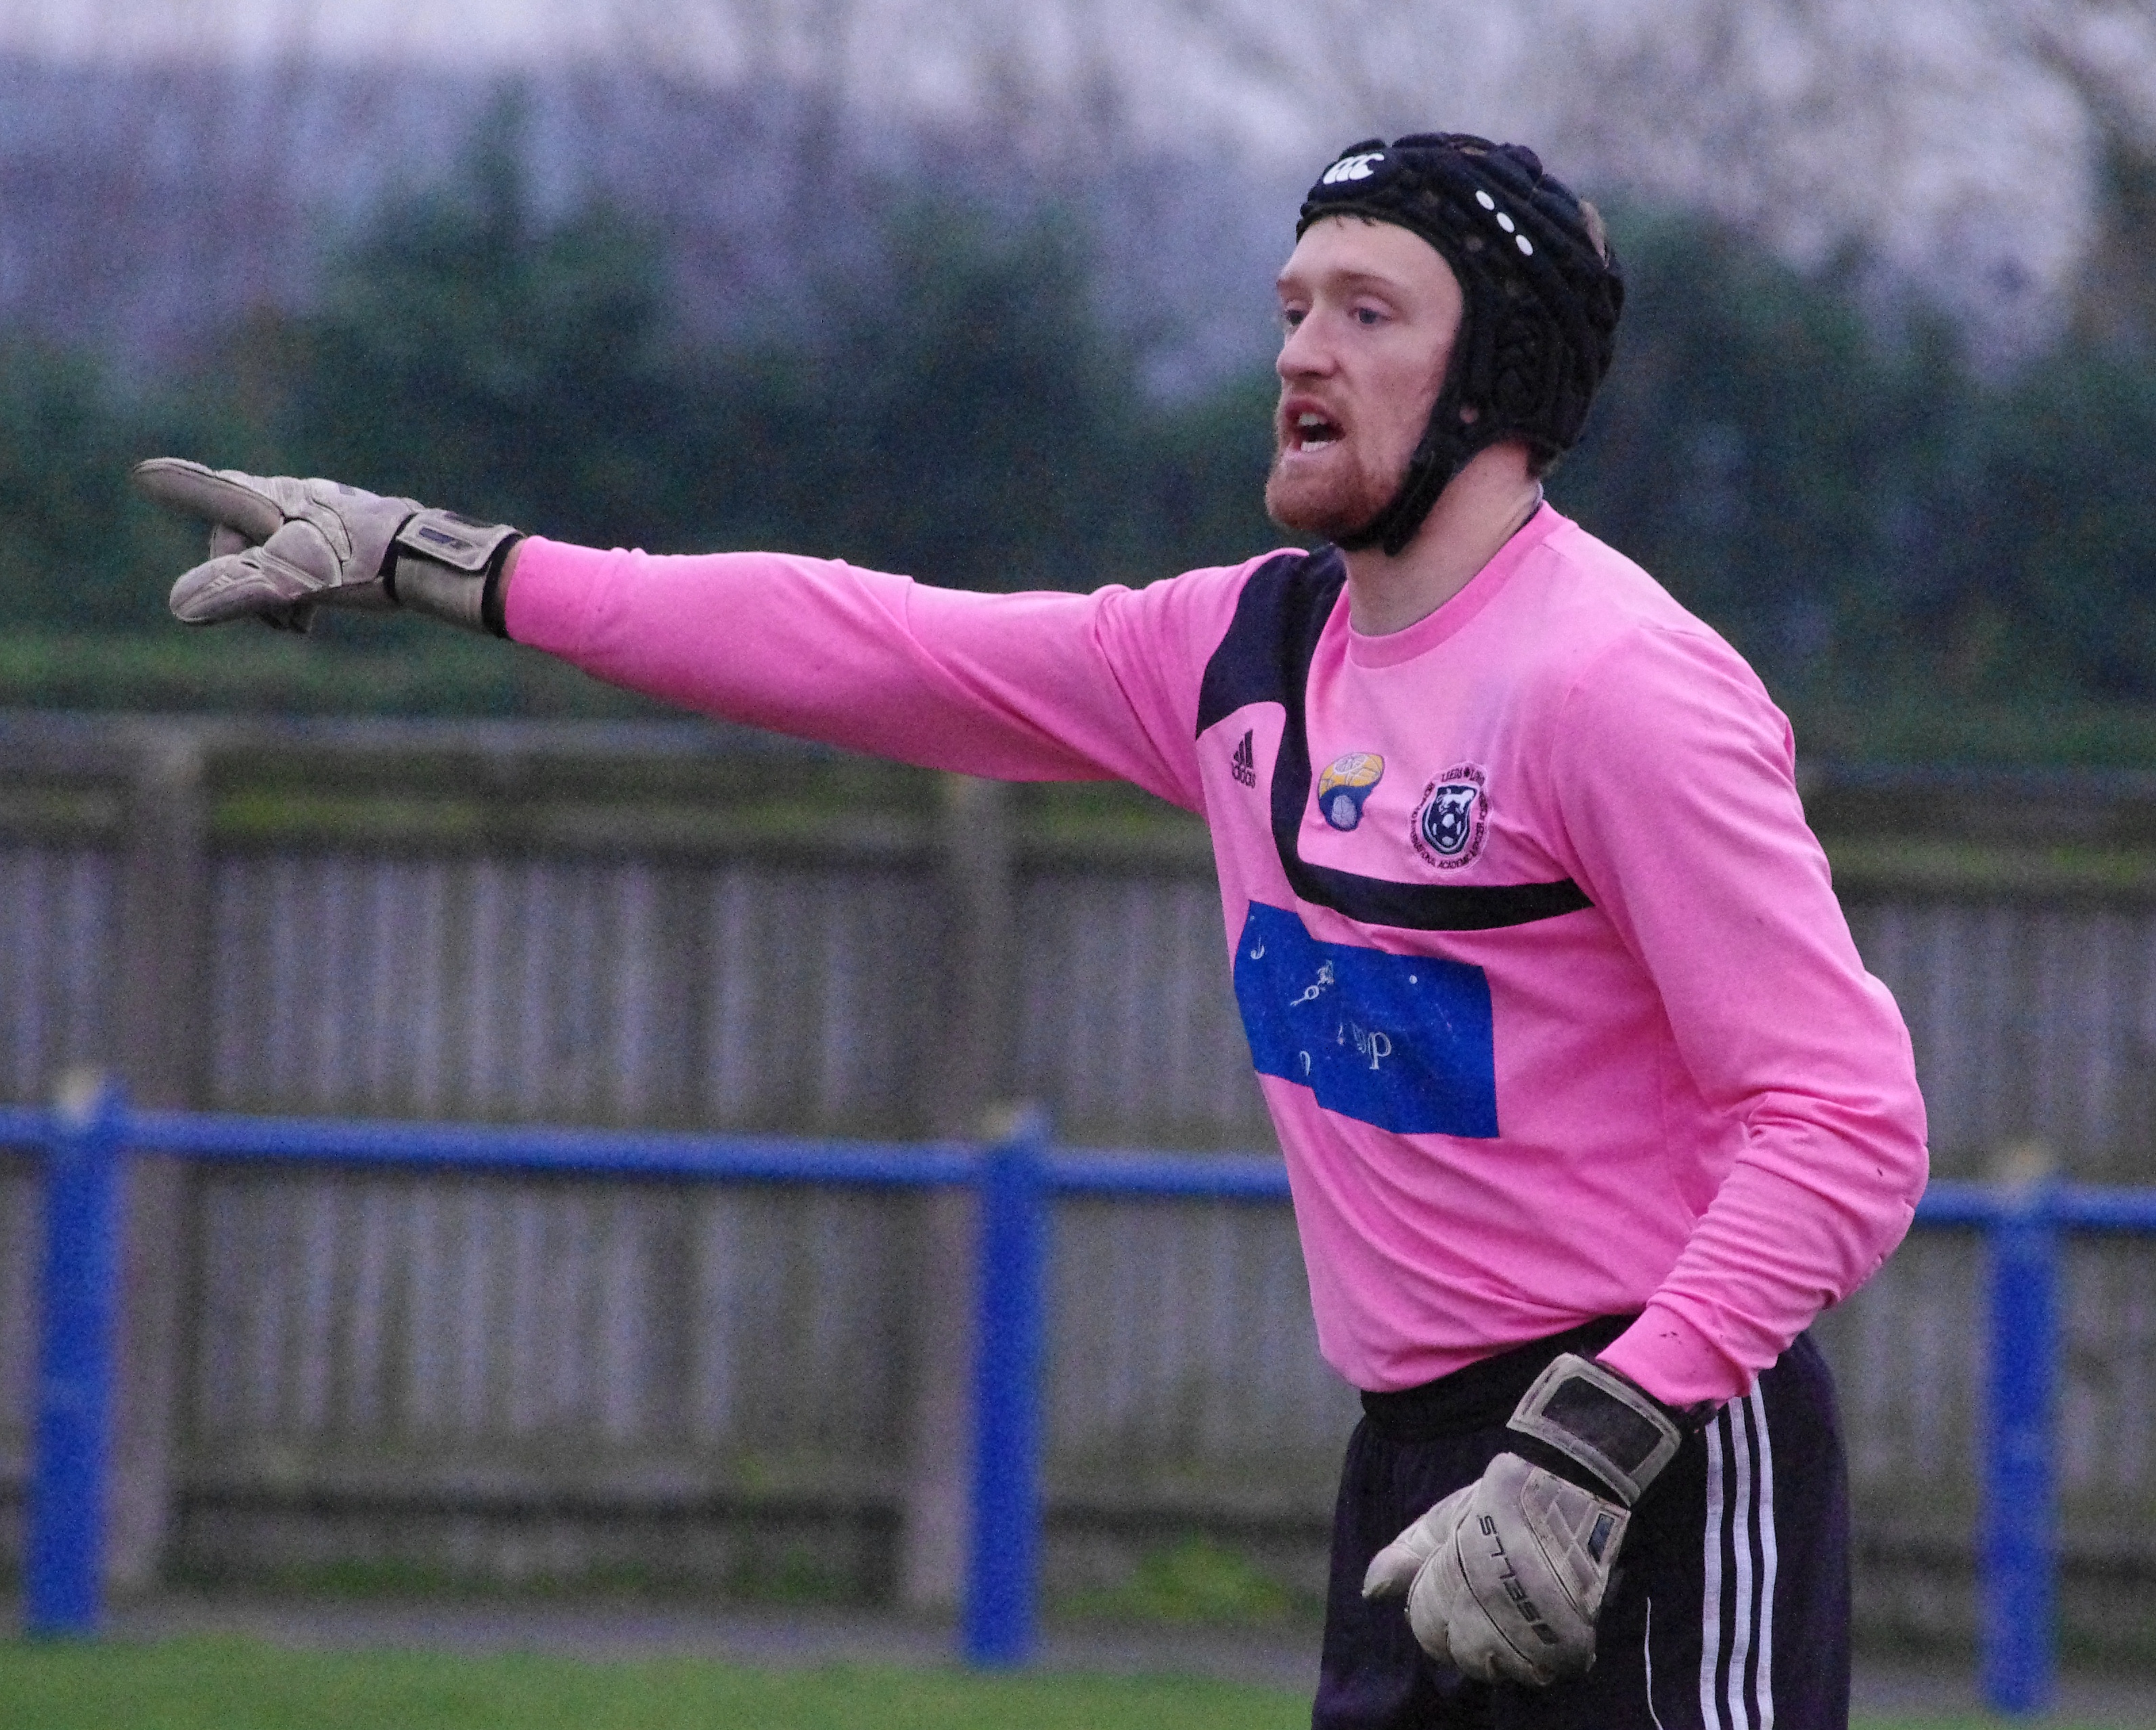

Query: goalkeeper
left=138, top=133, right=1927, bottom=1728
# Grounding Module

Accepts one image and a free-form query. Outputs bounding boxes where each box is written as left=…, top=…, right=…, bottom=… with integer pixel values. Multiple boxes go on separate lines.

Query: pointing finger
left=133, top=457, right=284, bottom=543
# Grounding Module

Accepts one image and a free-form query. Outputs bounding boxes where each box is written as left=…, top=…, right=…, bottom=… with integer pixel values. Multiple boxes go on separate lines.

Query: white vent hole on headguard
left=1517, top=235, right=1535, bottom=255
left=1475, top=190, right=1496, bottom=210
left=1496, top=213, right=1516, bottom=233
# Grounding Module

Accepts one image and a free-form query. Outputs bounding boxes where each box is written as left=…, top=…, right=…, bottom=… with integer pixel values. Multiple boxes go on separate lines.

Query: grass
left=0, top=627, right=667, bottom=719
left=1061, top=1536, right=1300, bottom=1625
left=0, top=1640, right=1298, bottom=1730
left=0, top=1637, right=2124, bottom=1730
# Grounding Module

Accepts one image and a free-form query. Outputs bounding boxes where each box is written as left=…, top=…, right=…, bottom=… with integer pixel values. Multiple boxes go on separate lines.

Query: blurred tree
left=26, top=83, right=2156, bottom=747
left=256, top=107, right=1281, bottom=593
left=1146, top=367, right=1286, bottom=576
left=272, top=95, right=694, bottom=552
left=1929, top=348, right=2156, bottom=701
left=0, top=341, right=206, bottom=630
left=708, top=200, right=1198, bottom=589
left=1910, top=5, right=2156, bottom=706
left=2031, top=0, right=2156, bottom=356
left=2069, top=128, right=2156, bottom=356
left=1548, top=212, right=1966, bottom=693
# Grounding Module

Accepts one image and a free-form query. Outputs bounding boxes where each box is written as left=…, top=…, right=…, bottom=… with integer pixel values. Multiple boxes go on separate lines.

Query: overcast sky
left=0, top=0, right=616, bottom=64
left=5, top=0, right=2153, bottom=352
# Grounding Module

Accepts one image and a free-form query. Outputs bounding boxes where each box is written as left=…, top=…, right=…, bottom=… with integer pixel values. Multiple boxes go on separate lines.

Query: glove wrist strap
left=1506, top=1352, right=1684, bottom=1506
left=382, top=510, right=522, bottom=637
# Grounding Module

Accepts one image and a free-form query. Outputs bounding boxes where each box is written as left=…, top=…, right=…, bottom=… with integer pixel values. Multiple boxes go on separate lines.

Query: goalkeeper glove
left=1361, top=1352, right=1692, bottom=1687
left=132, top=458, right=520, bottom=636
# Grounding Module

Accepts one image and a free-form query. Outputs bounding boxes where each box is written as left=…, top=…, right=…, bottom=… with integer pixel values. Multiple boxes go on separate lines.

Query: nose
left=1277, top=311, right=1332, bottom=382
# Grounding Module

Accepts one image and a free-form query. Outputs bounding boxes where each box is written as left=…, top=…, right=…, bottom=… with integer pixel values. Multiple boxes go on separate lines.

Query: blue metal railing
left=1913, top=1174, right=2156, bottom=1714
left=0, top=1087, right=1293, bottom=1673
left=3, top=1090, right=2147, bottom=1714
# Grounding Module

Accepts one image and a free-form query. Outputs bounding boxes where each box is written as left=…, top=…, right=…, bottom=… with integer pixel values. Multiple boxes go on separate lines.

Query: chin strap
left=1342, top=482, right=1543, bottom=562
left=1334, top=413, right=1492, bottom=557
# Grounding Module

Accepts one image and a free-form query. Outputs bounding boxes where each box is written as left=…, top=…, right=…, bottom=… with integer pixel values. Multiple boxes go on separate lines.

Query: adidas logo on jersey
left=1232, top=729, right=1257, bottom=787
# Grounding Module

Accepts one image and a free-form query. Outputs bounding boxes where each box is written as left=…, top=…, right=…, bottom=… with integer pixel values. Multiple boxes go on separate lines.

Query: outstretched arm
left=136, top=459, right=1255, bottom=813
left=501, top=537, right=1233, bottom=804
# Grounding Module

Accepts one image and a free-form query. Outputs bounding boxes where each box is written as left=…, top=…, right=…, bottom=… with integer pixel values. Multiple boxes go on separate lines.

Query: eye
left=1353, top=305, right=1387, bottom=327
left=1280, top=306, right=1309, bottom=332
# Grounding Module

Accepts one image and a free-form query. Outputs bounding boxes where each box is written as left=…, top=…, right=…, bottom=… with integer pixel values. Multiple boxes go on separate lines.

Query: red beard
left=1264, top=430, right=1401, bottom=541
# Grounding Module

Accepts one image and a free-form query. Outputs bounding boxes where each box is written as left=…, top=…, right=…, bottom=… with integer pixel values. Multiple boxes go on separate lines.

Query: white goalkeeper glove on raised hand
left=132, top=458, right=521, bottom=637
left=1361, top=1352, right=1692, bottom=1687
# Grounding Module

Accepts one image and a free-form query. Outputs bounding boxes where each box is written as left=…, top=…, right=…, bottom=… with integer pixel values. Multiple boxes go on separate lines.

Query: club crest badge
left=1411, top=764, right=1489, bottom=869
left=1317, top=752, right=1384, bottom=831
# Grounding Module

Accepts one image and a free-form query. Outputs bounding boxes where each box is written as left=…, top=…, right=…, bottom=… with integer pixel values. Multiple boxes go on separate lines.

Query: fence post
left=901, top=776, right=1019, bottom=1614
left=963, top=1106, right=1048, bottom=1668
left=109, top=725, right=210, bottom=1593
left=1982, top=1177, right=2057, bottom=1716
left=25, top=1072, right=127, bottom=1638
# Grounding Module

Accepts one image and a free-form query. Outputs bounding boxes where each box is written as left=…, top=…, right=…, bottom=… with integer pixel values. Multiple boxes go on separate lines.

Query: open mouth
left=1287, top=409, right=1343, bottom=451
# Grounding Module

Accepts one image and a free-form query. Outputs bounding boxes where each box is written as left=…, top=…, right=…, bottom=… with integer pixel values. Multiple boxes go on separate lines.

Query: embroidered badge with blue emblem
left=1412, top=762, right=1489, bottom=869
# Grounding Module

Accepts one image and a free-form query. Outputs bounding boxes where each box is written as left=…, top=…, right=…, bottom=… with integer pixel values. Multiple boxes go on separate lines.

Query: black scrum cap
left=1297, top=133, right=1623, bottom=555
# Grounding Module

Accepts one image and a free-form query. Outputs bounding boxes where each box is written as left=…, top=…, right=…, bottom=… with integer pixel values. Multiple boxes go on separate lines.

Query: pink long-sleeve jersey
left=506, top=504, right=1929, bottom=1409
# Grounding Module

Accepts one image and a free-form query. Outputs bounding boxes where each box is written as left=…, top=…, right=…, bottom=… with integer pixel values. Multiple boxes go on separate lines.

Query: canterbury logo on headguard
left=1321, top=152, right=1383, bottom=185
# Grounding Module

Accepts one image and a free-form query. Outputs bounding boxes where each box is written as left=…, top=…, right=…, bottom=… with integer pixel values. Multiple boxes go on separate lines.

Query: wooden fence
left=2, top=714, right=2155, bottom=1647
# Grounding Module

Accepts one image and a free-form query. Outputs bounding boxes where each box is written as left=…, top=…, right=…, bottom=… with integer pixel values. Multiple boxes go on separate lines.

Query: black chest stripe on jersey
left=1195, top=547, right=1592, bottom=933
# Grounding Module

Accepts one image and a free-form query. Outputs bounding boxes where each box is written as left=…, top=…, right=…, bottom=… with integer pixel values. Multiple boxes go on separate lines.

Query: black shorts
left=1314, top=1320, right=1849, bottom=1730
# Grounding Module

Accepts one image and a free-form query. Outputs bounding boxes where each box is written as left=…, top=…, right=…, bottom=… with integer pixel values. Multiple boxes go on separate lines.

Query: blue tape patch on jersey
left=1232, top=901, right=1498, bottom=1137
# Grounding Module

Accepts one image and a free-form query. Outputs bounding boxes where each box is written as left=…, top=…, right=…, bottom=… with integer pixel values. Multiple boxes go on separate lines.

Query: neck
left=1341, top=443, right=1543, bottom=636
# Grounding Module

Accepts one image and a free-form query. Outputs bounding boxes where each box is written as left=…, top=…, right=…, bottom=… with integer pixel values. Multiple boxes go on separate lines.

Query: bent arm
left=504, top=538, right=1249, bottom=811
left=1549, top=627, right=1929, bottom=1409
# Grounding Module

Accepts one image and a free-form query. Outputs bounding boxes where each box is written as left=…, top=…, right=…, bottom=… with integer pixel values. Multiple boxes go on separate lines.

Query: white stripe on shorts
left=1751, top=1385, right=1779, bottom=1729
left=1701, top=1412, right=1726, bottom=1730
left=1699, top=1389, right=1778, bottom=1730
left=1725, top=1394, right=1756, bottom=1729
